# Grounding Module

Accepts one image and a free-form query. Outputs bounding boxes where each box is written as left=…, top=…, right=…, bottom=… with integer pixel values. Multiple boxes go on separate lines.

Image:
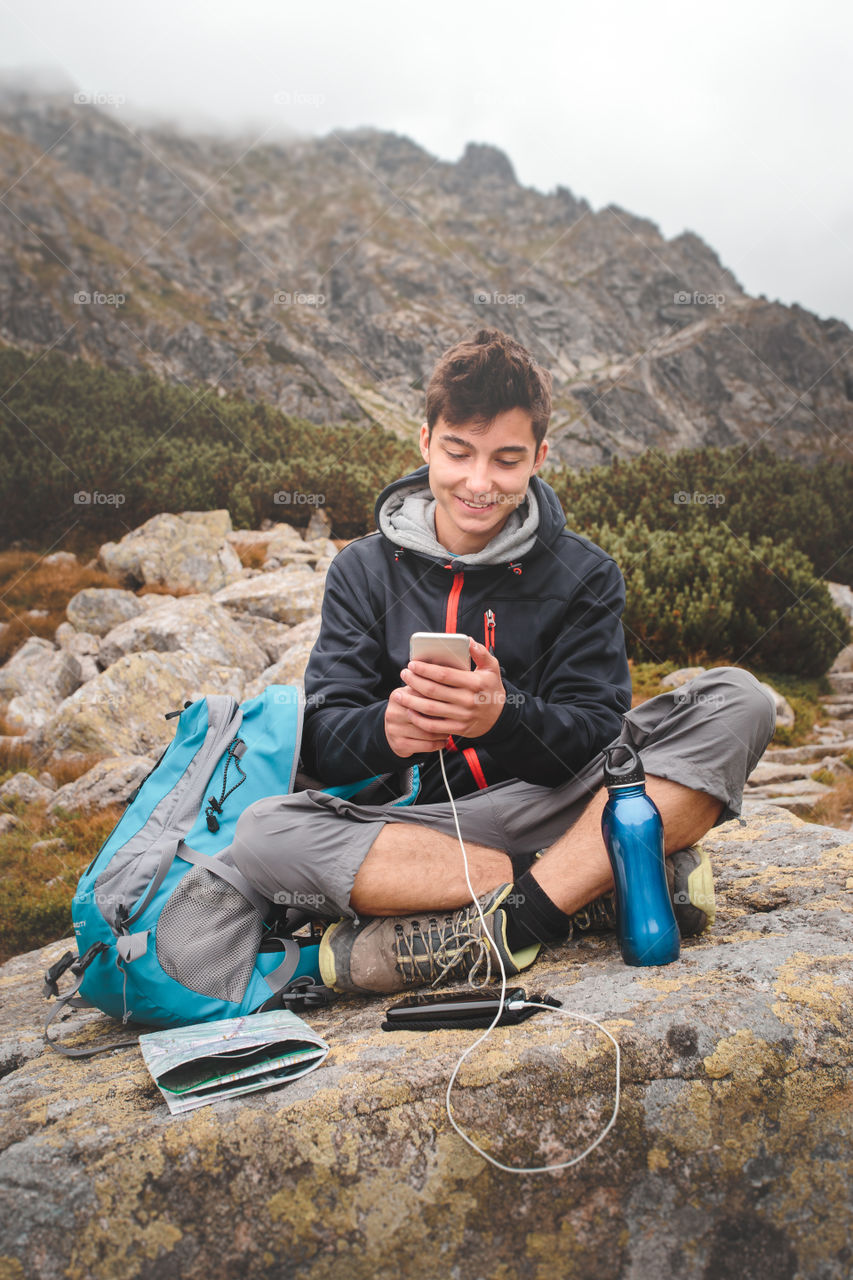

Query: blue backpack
left=43, top=685, right=419, bottom=1055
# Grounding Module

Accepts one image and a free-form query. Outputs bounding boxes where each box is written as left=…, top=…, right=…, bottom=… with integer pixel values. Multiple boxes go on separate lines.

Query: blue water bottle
left=601, top=743, right=680, bottom=967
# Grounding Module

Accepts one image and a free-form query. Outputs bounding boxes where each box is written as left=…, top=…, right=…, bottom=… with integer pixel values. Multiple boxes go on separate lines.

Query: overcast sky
left=2, top=0, right=852, bottom=327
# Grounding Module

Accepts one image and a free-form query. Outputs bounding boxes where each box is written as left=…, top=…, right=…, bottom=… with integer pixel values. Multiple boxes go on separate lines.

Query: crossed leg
left=349, top=775, right=724, bottom=917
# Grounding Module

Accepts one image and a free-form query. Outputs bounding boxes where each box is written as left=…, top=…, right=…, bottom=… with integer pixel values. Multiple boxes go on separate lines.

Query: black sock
left=508, top=849, right=540, bottom=879
left=504, top=870, right=574, bottom=951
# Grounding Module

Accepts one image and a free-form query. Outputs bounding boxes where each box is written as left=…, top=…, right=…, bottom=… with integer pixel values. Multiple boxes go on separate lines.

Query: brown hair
left=425, top=329, right=552, bottom=448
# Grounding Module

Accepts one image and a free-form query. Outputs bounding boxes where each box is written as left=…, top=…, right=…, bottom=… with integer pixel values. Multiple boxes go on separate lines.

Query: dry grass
left=803, top=773, right=853, bottom=831
left=137, top=582, right=196, bottom=599
left=0, top=709, right=106, bottom=788
left=0, top=706, right=33, bottom=777
left=0, top=550, right=122, bottom=665
left=48, top=753, right=110, bottom=788
left=232, top=543, right=268, bottom=570
left=629, top=660, right=679, bottom=706
left=0, top=797, right=123, bottom=963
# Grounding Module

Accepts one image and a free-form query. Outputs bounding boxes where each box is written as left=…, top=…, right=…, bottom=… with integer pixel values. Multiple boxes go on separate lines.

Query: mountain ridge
left=1, top=88, right=851, bottom=466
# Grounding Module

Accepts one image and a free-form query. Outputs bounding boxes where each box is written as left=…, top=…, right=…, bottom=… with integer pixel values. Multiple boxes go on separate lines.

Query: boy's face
left=419, top=408, right=548, bottom=556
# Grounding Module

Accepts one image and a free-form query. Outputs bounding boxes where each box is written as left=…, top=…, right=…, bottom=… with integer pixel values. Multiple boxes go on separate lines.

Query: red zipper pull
left=484, top=608, right=496, bottom=654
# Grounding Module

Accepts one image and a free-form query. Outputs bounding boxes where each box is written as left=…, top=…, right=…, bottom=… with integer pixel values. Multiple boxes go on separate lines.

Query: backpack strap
left=43, top=945, right=139, bottom=1058
left=176, top=843, right=273, bottom=919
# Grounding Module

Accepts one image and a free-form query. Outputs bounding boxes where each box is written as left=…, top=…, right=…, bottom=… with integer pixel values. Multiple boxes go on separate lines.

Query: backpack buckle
left=71, top=941, right=109, bottom=975
left=278, top=975, right=335, bottom=1011
left=43, top=950, right=76, bottom=998
left=43, top=941, right=107, bottom=999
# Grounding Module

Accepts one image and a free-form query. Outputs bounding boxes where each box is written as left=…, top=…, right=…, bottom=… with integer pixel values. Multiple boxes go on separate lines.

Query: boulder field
left=1, top=802, right=851, bottom=1280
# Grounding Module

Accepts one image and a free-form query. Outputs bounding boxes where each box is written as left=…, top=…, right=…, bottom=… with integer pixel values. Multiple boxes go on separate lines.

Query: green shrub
left=0, top=344, right=420, bottom=545
left=547, top=444, right=853, bottom=587
left=591, top=517, right=850, bottom=676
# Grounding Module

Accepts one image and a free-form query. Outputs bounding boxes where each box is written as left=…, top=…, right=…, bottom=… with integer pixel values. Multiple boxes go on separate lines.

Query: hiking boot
left=318, top=884, right=541, bottom=995
left=666, top=843, right=716, bottom=935
left=565, top=843, right=716, bottom=940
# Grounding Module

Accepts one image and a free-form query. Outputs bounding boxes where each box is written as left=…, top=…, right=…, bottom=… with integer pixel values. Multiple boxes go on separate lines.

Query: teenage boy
left=229, top=329, right=775, bottom=994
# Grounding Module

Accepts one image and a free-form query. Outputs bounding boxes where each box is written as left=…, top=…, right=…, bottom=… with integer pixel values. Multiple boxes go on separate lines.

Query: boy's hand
left=384, top=690, right=450, bottom=758
left=386, top=639, right=506, bottom=755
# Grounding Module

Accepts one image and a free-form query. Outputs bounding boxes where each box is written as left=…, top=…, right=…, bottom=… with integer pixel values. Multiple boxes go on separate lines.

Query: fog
left=2, top=0, right=852, bottom=325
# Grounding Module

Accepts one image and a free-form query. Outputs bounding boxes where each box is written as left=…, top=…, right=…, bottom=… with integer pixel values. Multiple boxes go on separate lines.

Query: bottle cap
left=603, top=743, right=645, bottom=788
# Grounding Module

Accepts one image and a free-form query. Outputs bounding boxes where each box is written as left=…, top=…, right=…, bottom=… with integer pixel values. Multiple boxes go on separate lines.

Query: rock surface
left=2, top=98, right=853, bottom=467
left=97, top=594, right=268, bottom=681
left=98, top=512, right=243, bottom=593
left=46, top=755, right=156, bottom=816
left=0, top=639, right=83, bottom=732
left=0, top=772, right=54, bottom=807
left=65, top=587, right=145, bottom=637
left=213, top=566, right=326, bottom=625
left=243, top=640, right=318, bottom=699
left=1, top=803, right=852, bottom=1280
left=0, top=514, right=329, bottom=770
left=30, top=651, right=246, bottom=760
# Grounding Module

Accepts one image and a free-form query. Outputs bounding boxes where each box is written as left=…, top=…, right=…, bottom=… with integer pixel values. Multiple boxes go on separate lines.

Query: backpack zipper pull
left=164, top=700, right=194, bottom=721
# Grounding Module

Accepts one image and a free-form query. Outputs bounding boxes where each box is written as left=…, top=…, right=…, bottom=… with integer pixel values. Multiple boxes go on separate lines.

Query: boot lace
left=392, top=901, right=496, bottom=989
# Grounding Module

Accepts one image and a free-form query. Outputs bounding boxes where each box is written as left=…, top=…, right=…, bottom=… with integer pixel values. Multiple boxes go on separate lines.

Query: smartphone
left=382, top=987, right=562, bottom=1031
left=409, top=632, right=471, bottom=671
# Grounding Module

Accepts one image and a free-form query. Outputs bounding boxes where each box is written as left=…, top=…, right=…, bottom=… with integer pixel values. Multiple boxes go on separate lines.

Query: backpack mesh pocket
left=156, top=866, right=263, bottom=1002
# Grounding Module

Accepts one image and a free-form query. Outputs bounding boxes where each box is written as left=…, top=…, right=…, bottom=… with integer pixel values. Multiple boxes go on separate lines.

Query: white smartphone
left=409, top=632, right=471, bottom=671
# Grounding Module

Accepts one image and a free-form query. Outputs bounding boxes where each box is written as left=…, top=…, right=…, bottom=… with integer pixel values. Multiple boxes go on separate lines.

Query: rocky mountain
left=1, top=84, right=852, bottom=466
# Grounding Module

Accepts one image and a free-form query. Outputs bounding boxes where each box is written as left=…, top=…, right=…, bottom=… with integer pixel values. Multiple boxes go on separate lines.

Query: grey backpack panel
left=94, top=695, right=242, bottom=930
left=156, top=865, right=263, bottom=1003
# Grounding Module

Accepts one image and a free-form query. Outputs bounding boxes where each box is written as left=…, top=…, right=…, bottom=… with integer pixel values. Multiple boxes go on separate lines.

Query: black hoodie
left=301, top=466, right=632, bottom=804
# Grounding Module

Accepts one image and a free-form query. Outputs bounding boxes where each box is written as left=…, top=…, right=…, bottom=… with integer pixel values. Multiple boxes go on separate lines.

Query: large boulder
left=0, top=638, right=83, bottom=733
left=827, top=581, right=853, bottom=623
left=31, top=650, right=245, bottom=759
left=213, top=565, right=326, bottom=625
left=65, top=587, right=145, bottom=637
left=660, top=665, right=706, bottom=688
left=0, top=638, right=58, bottom=698
left=830, top=642, right=853, bottom=673
left=758, top=681, right=795, bottom=730
left=0, top=772, right=54, bottom=807
left=243, top=640, right=316, bottom=699
left=98, top=511, right=243, bottom=593
left=97, top=595, right=268, bottom=680
left=1, top=804, right=852, bottom=1279
left=227, top=524, right=335, bottom=573
left=231, top=614, right=295, bottom=665
left=47, top=755, right=156, bottom=815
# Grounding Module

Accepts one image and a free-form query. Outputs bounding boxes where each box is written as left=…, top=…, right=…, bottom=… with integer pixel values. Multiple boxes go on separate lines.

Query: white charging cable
left=438, top=747, right=621, bottom=1174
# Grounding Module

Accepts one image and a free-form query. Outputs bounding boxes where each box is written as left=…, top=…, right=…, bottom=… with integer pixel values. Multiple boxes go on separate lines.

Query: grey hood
left=378, top=479, right=540, bottom=566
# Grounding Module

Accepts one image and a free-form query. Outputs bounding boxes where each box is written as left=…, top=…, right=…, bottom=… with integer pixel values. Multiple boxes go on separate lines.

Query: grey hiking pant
left=227, top=666, right=776, bottom=921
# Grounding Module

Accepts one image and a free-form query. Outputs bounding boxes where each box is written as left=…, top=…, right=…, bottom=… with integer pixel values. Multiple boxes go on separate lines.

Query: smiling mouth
left=456, top=496, right=497, bottom=510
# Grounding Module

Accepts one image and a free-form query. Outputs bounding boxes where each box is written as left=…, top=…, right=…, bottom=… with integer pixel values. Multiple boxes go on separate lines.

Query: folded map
left=139, top=1009, right=330, bottom=1115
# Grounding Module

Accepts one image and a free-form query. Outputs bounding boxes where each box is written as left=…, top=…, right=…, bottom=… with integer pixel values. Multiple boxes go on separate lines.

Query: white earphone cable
left=438, top=747, right=621, bottom=1174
